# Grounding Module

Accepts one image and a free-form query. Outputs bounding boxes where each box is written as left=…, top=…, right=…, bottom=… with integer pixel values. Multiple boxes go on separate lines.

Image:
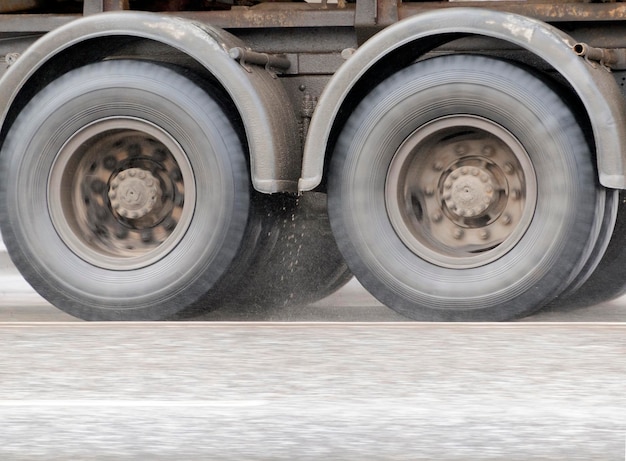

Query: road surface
left=1, top=322, right=625, bottom=460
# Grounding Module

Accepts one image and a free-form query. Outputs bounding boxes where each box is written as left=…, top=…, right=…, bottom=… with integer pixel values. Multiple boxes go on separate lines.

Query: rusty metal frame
left=3, top=1, right=626, bottom=35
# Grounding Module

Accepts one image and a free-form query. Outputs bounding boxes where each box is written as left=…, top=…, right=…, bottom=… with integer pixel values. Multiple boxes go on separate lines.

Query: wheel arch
left=0, top=11, right=300, bottom=193
left=299, top=8, right=626, bottom=191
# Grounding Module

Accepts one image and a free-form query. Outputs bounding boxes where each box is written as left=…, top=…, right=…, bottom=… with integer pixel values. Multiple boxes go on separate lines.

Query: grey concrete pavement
left=0, top=323, right=625, bottom=460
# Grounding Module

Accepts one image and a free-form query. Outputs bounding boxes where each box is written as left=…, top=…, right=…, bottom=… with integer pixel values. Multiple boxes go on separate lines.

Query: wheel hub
left=385, top=115, right=537, bottom=268
left=443, top=166, right=495, bottom=218
left=48, top=117, right=195, bottom=270
left=109, top=168, right=161, bottom=219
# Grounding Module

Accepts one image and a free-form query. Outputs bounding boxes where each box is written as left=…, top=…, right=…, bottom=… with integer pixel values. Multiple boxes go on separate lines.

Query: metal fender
left=299, top=8, right=626, bottom=191
left=0, top=11, right=299, bottom=193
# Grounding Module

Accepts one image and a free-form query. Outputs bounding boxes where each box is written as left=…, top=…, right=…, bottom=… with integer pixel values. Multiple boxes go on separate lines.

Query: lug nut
left=141, top=229, right=153, bottom=243
left=163, top=217, right=177, bottom=231
left=455, top=144, right=468, bottom=155
left=115, top=226, right=129, bottom=239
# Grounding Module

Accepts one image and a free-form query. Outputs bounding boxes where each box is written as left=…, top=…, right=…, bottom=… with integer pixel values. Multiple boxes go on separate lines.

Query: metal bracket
left=229, top=47, right=291, bottom=78
left=83, top=0, right=129, bottom=15
left=573, top=43, right=626, bottom=71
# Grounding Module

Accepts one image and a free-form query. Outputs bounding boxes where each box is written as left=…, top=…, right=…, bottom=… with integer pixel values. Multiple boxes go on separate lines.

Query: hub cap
left=109, top=168, right=161, bottom=220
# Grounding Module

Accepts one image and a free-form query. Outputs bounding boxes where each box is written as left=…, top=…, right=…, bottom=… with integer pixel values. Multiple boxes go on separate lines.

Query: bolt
left=174, top=193, right=184, bottom=207
left=479, top=229, right=490, bottom=240
left=115, top=226, right=129, bottom=239
left=455, top=144, right=468, bottom=155
left=141, top=229, right=153, bottom=243
left=163, top=217, right=177, bottom=231
left=171, top=169, right=182, bottom=182
left=91, top=180, right=106, bottom=194
left=5, top=52, right=20, bottom=66
left=341, top=48, right=357, bottom=60
left=471, top=168, right=479, bottom=176
left=511, top=189, right=522, bottom=200
left=128, top=144, right=141, bottom=157
left=153, top=148, right=167, bottom=162
left=504, top=163, right=515, bottom=174
left=502, top=213, right=512, bottom=225
left=453, top=228, right=464, bottom=239
left=433, top=161, right=444, bottom=172
left=432, top=211, right=443, bottom=223
left=425, top=186, right=435, bottom=196
left=482, top=145, right=495, bottom=156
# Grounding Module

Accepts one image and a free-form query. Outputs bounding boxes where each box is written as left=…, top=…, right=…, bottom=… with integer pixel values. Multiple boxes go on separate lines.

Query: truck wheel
left=548, top=187, right=617, bottom=307
left=328, top=55, right=604, bottom=321
left=0, top=60, right=250, bottom=320
left=550, top=191, right=626, bottom=308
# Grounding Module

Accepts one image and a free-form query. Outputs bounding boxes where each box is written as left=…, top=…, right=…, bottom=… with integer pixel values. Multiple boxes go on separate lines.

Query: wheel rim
left=385, top=115, right=537, bottom=269
left=48, top=117, right=196, bottom=270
